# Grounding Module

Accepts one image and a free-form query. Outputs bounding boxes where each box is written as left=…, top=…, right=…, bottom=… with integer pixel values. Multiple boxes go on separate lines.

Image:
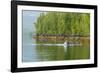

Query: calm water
left=22, top=35, right=90, bottom=62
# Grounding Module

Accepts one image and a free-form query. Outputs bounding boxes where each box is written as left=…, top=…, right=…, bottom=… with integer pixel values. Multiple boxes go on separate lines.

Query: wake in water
left=31, top=41, right=82, bottom=47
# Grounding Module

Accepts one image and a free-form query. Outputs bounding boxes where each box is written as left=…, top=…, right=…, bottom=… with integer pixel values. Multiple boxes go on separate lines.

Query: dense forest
left=34, top=12, right=90, bottom=36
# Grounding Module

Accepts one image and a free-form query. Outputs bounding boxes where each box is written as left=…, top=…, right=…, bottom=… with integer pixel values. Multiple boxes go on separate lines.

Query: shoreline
left=33, top=35, right=90, bottom=44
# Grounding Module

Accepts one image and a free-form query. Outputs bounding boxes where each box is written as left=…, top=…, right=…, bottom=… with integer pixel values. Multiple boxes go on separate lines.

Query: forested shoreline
left=34, top=12, right=90, bottom=38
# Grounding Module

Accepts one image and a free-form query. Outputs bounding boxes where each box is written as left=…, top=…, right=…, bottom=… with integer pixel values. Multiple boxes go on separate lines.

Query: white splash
left=32, top=41, right=82, bottom=47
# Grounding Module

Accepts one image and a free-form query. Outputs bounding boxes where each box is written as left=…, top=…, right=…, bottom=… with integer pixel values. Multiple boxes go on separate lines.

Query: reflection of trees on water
left=65, top=45, right=90, bottom=60
left=34, top=39, right=90, bottom=62
left=35, top=45, right=66, bottom=61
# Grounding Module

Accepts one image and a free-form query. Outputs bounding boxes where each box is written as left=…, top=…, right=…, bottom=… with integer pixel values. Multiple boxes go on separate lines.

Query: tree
left=35, top=12, right=90, bottom=36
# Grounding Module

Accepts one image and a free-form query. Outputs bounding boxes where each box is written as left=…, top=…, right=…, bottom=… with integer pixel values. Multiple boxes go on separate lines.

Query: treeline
left=35, top=12, right=90, bottom=36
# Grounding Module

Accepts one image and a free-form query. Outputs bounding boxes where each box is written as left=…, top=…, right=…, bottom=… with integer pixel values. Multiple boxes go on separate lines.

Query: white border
left=17, top=5, right=94, bottom=68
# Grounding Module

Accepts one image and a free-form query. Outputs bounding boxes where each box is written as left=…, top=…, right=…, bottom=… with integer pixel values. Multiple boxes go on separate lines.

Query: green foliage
left=35, top=12, right=90, bottom=36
